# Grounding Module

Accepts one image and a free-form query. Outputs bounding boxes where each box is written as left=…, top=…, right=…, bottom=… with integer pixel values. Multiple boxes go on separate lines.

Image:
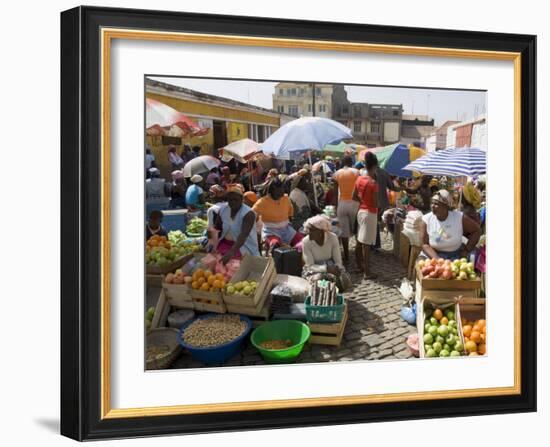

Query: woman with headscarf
left=220, top=166, right=232, bottom=187
left=167, top=145, right=184, bottom=170
left=216, top=184, right=260, bottom=264
left=420, top=189, right=481, bottom=260
left=168, top=169, right=186, bottom=209
left=461, top=181, right=482, bottom=224
left=185, top=174, right=205, bottom=211
left=252, top=176, right=303, bottom=254
left=289, top=169, right=319, bottom=230
left=301, top=215, right=352, bottom=291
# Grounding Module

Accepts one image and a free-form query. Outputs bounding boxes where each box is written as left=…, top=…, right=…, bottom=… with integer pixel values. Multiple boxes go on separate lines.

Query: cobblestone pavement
left=170, top=231, right=416, bottom=369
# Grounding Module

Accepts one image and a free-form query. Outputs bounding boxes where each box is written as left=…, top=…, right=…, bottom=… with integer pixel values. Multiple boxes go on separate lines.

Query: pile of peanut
left=183, top=315, right=247, bottom=348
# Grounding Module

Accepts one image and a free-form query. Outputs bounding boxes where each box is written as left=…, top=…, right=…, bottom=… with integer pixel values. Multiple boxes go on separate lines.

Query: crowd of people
left=146, top=144, right=486, bottom=285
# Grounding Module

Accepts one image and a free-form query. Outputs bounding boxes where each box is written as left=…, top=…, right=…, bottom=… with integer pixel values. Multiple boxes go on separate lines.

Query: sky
left=149, top=76, right=486, bottom=126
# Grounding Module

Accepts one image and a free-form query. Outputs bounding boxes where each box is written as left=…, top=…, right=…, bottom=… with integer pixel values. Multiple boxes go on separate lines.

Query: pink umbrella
left=145, top=98, right=208, bottom=136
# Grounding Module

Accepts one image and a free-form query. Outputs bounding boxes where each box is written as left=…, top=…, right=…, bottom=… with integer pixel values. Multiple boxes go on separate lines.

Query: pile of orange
left=461, top=317, right=487, bottom=356
left=146, top=235, right=171, bottom=250
left=190, top=268, right=227, bottom=292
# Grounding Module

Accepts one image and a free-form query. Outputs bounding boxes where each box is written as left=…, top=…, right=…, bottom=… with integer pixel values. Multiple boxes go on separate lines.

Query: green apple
left=451, top=328, right=458, bottom=336
left=425, top=344, right=432, bottom=352
left=426, top=349, right=437, bottom=358
left=436, top=335, right=445, bottom=345
left=443, top=344, right=451, bottom=352
left=454, top=341, right=464, bottom=352
left=446, top=310, right=455, bottom=320
left=439, top=349, right=450, bottom=357
left=424, top=323, right=431, bottom=332
left=448, top=320, right=457, bottom=328
left=428, top=326, right=438, bottom=337
left=450, top=350, right=461, bottom=357
left=458, top=271, right=468, bottom=280
left=429, top=317, right=438, bottom=326
left=423, top=333, right=434, bottom=344
left=432, top=342, right=443, bottom=353
left=437, top=325, right=449, bottom=337
left=445, top=334, right=457, bottom=347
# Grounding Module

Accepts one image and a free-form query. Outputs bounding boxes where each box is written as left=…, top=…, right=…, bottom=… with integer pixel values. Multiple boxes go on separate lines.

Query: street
left=170, top=230, right=416, bottom=369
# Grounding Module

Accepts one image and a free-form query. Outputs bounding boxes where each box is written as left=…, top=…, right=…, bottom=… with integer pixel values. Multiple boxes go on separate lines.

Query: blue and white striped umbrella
left=403, top=147, right=486, bottom=177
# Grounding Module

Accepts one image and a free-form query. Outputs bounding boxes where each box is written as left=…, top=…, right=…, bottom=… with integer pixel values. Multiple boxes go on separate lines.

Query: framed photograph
left=61, top=6, right=536, bottom=441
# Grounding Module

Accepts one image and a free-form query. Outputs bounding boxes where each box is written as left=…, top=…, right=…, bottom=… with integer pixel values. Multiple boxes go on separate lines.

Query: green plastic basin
left=250, top=320, right=311, bottom=364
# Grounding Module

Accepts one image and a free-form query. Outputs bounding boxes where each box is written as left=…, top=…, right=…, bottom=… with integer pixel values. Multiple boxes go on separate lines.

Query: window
left=353, top=121, right=362, bottom=133
left=342, top=105, right=349, bottom=115
left=277, top=105, right=285, bottom=113
left=308, top=104, right=312, bottom=113
left=288, top=105, right=299, bottom=116
left=315, top=87, right=321, bottom=96
left=393, top=110, right=399, bottom=116
left=371, top=123, right=380, bottom=133
left=299, top=88, right=305, bottom=96
left=354, top=106, right=361, bottom=118
left=279, top=88, right=284, bottom=96
left=319, top=104, right=327, bottom=113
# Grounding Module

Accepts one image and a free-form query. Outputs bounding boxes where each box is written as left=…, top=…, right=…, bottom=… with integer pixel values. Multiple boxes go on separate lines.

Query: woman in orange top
left=252, top=176, right=303, bottom=254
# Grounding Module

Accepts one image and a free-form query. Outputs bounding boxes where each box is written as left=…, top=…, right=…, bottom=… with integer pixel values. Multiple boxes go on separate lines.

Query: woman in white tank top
left=420, top=190, right=481, bottom=260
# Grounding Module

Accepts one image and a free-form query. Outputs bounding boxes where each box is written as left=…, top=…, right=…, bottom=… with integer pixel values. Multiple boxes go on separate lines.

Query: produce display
left=461, top=317, right=487, bottom=356
left=200, top=253, right=241, bottom=282
left=182, top=315, right=247, bottom=348
left=186, top=217, right=208, bottom=235
left=225, top=280, right=258, bottom=296
left=418, top=257, right=478, bottom=280
left=423, top=307, right=464, bottom=358
left=259, top=339, right=293, bottom=350
left=145, top=306, right=155, bottom=330
left=146, top=235, right=201, bottom=267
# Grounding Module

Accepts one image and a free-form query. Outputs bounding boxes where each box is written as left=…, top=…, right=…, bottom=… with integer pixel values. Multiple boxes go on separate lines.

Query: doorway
left=213, top=120, right=227, bottom=153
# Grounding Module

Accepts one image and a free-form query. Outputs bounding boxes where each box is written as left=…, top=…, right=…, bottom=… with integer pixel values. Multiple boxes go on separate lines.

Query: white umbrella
left=261, top=117, right=352, bottom=206
left=182, top=155, right=221, bottom=177
left=220, top=138, right=262, bottom=163
left=403, top=147, right=486, bottom=176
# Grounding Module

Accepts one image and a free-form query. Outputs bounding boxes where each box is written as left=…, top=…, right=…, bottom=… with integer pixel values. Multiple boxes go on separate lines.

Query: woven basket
left=146, top=328, right=182, bottom=370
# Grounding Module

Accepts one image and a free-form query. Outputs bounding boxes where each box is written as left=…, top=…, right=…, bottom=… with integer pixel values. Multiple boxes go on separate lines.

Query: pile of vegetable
left=146, top=235, right=201, bottom=267
left=186, top=217, right=208, bottom=235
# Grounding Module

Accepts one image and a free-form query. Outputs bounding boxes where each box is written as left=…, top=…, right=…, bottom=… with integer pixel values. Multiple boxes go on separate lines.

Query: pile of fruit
left=167, top=230, right=186, bottom=246
left=418, top=258, right=478, bottom=281
left=423, top=307, right=464, bottom=358
left=145, top=306, right=155, bottom=330
left=146, top=235, right=201, bottom=267
left=225, top=280, right=258, bottom=296
left=461, top=317, right=487, bottom=356
left=186, top=217, right=208, bottom=235
left=165, top=268, right=228, bottom=292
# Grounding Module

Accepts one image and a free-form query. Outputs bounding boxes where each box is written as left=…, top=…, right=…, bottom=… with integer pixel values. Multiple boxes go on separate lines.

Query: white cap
left=190, top=174, right=203, bottom=183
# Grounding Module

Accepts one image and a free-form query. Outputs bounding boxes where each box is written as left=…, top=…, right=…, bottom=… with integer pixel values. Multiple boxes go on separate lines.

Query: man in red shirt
left=353, top=152, right=379, bottom=279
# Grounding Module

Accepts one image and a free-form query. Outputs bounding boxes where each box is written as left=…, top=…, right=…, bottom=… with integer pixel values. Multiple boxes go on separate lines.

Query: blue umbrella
left=403, top=147, right=486, bottom=177
left=261, top=117, right=353, bottom=159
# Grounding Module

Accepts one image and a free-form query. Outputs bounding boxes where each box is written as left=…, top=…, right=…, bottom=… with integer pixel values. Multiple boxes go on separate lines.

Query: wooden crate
left=416, top=264, right=482, bottom=291
left=191, top=289, right=226, bottom=313
left=417, top=297, right=466, bottom=358
left=223, top=256, right=276, bottom=307
left=399, top=231, right=411, bottom=267
left=307, top=304, right=348, bottom=346
left=162, top=282, right=194, bottom=309
left=146, top=253, right=194, bottom=275
left=150, top=289, right=171, bottom=329
left=225, top=284, right=271, bottom=317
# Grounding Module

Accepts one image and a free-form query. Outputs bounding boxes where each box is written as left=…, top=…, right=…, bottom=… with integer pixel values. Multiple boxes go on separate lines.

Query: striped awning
left=403, top=147, right=486, bottom=177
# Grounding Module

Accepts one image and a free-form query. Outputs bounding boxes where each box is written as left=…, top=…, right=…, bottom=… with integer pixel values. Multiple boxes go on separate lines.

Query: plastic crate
left=304, top=295, right=345, bottom=323
left=161, top=209, right=188, bottom=233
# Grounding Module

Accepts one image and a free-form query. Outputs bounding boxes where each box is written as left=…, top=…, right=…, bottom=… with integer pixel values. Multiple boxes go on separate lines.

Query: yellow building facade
left=145, top=79, right=282, bottom=179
